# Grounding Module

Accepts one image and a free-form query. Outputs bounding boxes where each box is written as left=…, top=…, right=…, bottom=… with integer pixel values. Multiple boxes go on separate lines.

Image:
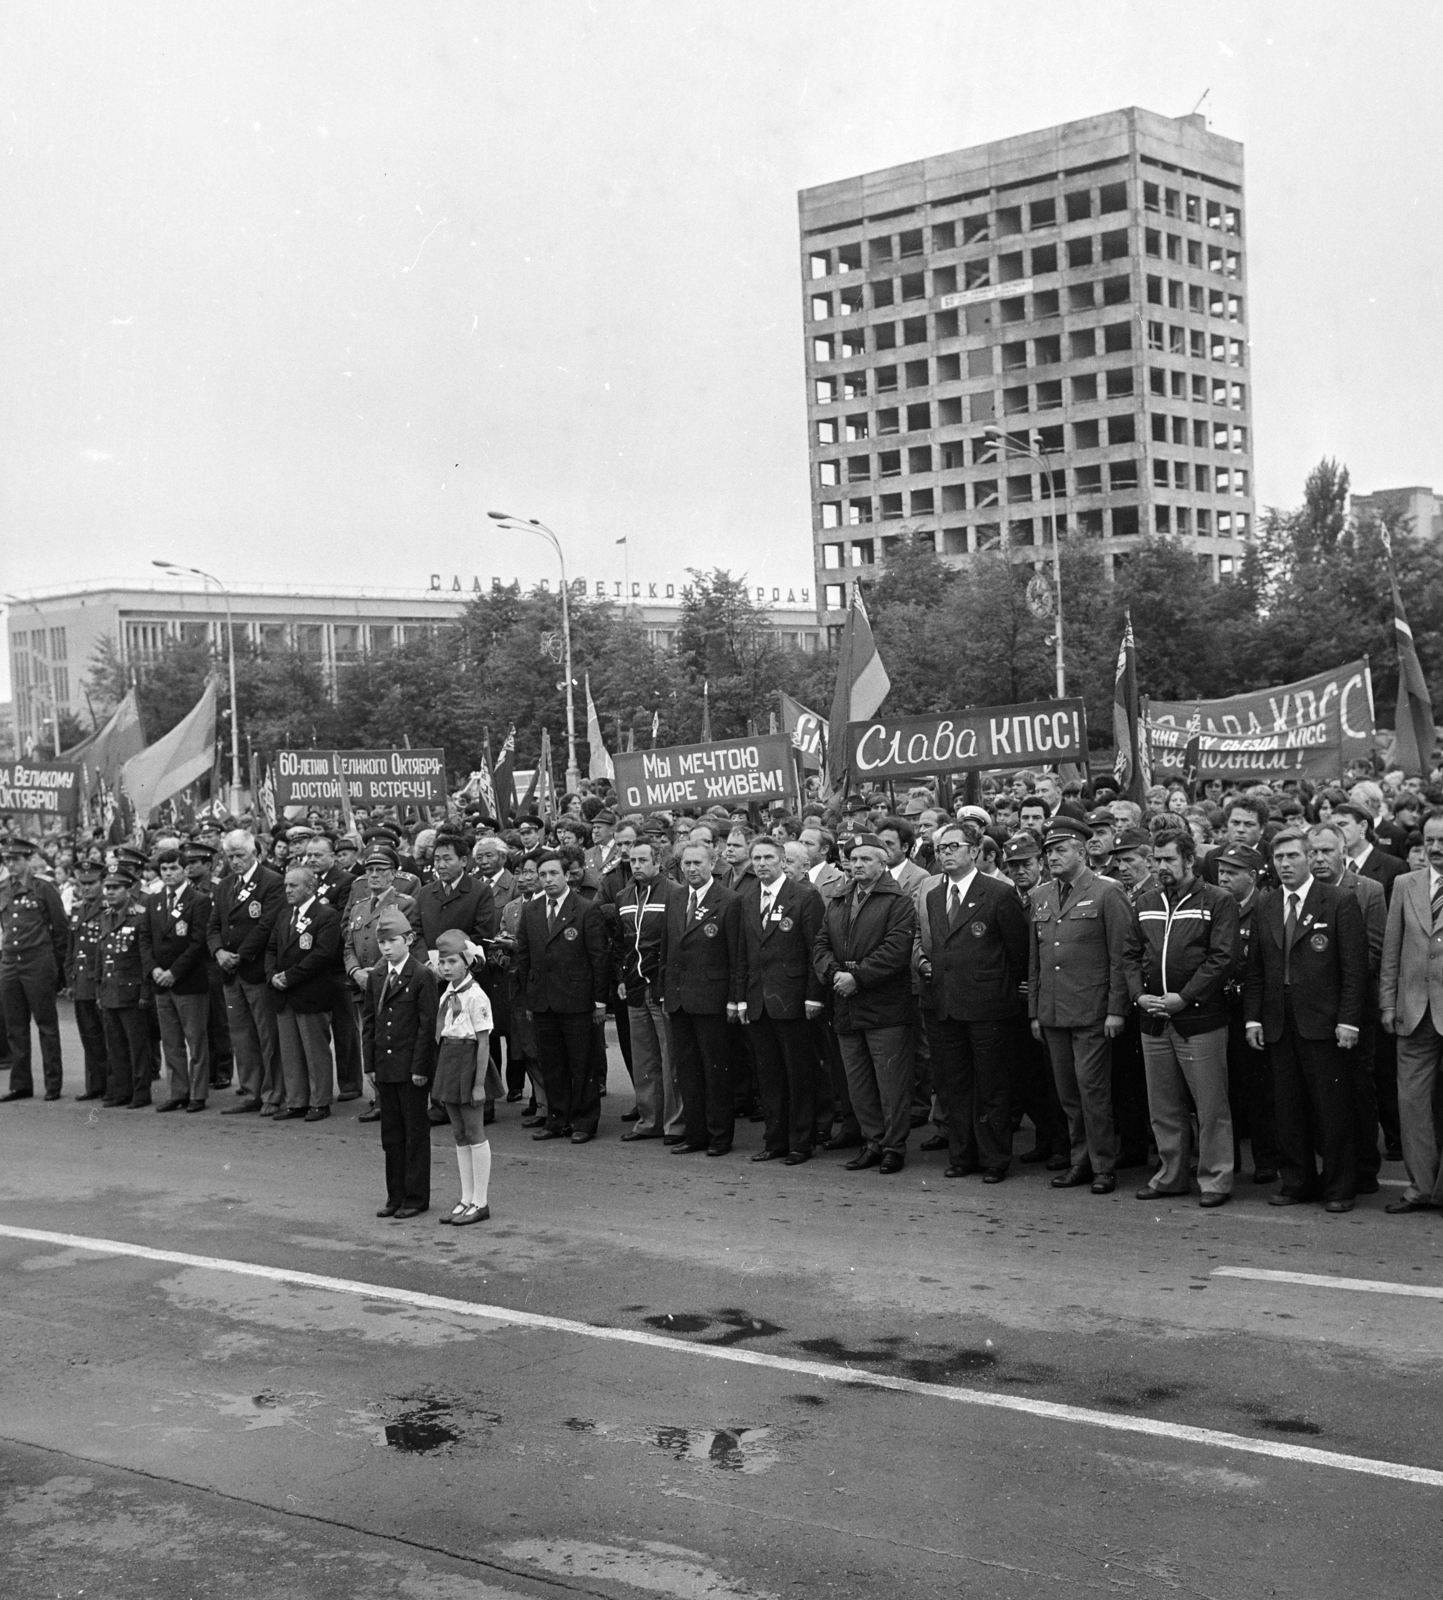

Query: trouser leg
left=207, top=964, right=234, bottom=1086
left=1298, top=1032, right=1358, bottom=1205
left=299, top=1011, right=334, bottom=1109
left=0, top=970, right=33, bottom=1093
left=1111, top=1012, right=1150, bottom=1160
left=225, top=982, right=263, bottom=1100
left=172, top=991, right=211, bottom=1102
left=688, top=1011, right=735, bottom=1149
left=1396, top=1016, right=1443, bottom=1202
left=239, top=978, right=283, bottom=1105
left=1375, top=1026, right=1401, bottom=1154
left=73, top=997, right=110, bottom=1095
left=154, top=992, right=190, bottom=1103
left=331, top=990, right=363, bottom=1096
left=868, top=1024, right=914, bottom=1154
left=119, top=1007, right=153, bottom=1104
left=836, top=1031, right=884, bottom=1150
left=565, top=1011, right=601, bottom=1137
left=627, top=1000, right=664, bottom=1134
left=750, top=1011, right=792, bottom=1155
left=1141, top=1029, right=1191, bottom=1191
left=1270, top=1022, right=1317, bottom=1198
left=1353, top=1021, right=1381, bottom=1183
left=775, top=1016, right=818, bottom=1155
left=275, top=1008, right=311, bottom=1110
left=930, top=1015, right=977, bottom=1169
left=101, top=1009, right=133, bottom=1102
left=1043, top=1026, right=1088, bottom=1169
left=1175, top=1025, right=1233, bottom=1195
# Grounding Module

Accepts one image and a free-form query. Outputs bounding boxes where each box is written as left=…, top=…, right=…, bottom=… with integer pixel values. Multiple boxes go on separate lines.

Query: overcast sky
left=3, top=2, right=1440, bottom=697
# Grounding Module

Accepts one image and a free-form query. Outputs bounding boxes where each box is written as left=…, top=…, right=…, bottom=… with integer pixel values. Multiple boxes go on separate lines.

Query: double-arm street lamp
left=153, top=560, right=242, bottom=814
left=1, top=593, right=62, bottom=755
left=487, top=512, right=582, bottom=794
left=984, top=425, right=1066, bottom=698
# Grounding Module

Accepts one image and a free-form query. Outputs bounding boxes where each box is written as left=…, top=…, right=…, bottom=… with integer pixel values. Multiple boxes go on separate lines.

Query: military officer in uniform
left=304, top=830, right=362, bottom=1101
left=141, top=846, right=212, bottom=1112
left=267, top=863, right=343, bottom=1122
left=209, top=829, right=286, bottom=1114
left=186, top=839, right=234, bottom=1090
left=1028, top=817, right=1138, bottom=1195
left=1214, top=843, right=1279, bottom=1183
left=0, top=837, right=70, bottom=1101
left=93, top=864, right=155, bottom=1108
left=66, top=852, right=110, bottom=1100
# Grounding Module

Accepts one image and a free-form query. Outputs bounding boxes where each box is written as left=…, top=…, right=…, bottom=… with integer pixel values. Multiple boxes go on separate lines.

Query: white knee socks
left=470, top=1139, right=491, bottom=1208
left=455, top=1146, right=474, bottom=1207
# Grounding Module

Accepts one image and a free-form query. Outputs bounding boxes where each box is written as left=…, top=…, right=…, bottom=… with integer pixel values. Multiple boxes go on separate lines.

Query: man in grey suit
left=1380, top=808, right=1443, bottom=1213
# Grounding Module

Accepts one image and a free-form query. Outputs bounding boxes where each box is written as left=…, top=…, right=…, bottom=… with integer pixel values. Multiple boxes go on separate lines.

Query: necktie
left=761, top=888, right=775, bottom=926
left=1057, top=880, right=1071, bottom=910
left=1283, top=891, right=1299, bottom=984
left=1432, top=876, right=1443, bottom=932
left=547, top=900, right=557, bottom=926
left=688, top=889, right=699, bottom=923
left=948, top=883, right=962, bottom=925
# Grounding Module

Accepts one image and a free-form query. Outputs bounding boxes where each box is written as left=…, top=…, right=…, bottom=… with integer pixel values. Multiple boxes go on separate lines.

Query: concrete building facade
left=799, top=107, right=1254, bottom=623
left=1351, top=486, right=1442, bottom=540
left=5, top=580, right=821, bottom=753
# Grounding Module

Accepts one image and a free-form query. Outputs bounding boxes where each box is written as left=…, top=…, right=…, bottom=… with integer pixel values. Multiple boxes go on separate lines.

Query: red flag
left=826, top=589, right=890, bottom=789
left=1112, top=610, right=1150, bottom=804
left=1386, top=537, right=1436, bottom=776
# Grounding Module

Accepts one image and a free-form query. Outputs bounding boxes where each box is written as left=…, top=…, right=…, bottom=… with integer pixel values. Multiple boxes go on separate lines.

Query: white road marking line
left=3, top=1223, right=1442, bottom=1489
left=1214, top=1265, right=1443, bottom=1300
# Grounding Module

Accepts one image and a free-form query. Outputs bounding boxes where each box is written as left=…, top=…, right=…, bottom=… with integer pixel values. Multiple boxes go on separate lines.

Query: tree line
left=78, top=460, right=1437, bottom=778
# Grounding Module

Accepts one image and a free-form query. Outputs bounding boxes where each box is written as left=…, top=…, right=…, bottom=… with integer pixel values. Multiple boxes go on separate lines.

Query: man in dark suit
left=1336, top=801, right=1405, bottom=904
left=740, top=836, right=825, bottom=1165
left=814, top=834, right=917, bottom=1174
left=209, top=830, right=286, bottom=1115
left=916, top=820, right=1030, bottom=1182
left=415, top=829, right=498, bottom=1122
left=266, top=865, right=343, bottom=1122
left=614, top=839, right=681, bottom=1141
left=514, top=851, right=609, bottom=1143
left=1244, top=827, right=1368, bottom=1212
left=140, top=847, right=212, bottom=1112
left=303, top=831, right=362, bottom=1100
left=659, top=840, right=746, bottom=1156
left=363, top=907, right=439, bottom=1218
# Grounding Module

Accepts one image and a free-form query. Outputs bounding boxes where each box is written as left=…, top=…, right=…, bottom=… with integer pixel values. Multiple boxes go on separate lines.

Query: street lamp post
left=1, top=593, right=62, bottom=755
left=487, top=512, right=582, bottom=794
left=153, top=560, right=242, bottom=814
left=985, top=426, right=1066, bottom=698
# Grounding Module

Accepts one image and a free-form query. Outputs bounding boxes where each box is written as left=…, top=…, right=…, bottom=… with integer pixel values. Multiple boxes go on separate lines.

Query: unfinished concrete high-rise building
left=798, top=108, right=1253, bottom=628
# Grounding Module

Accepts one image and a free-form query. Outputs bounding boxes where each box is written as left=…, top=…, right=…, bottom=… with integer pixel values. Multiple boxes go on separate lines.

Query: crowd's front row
left=4, top=805, right=1443, bottom=1224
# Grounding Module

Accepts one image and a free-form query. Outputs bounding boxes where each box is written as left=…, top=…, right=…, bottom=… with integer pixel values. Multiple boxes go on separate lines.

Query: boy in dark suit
left=917, top=820, right=1031, bottom=1181
left=364, top=908, right=439, bottom=1218
left=513, top=852, right=610, bottom=1143
left=266, top=865, right=343, bottom=1123
left=1244, top=827, right=1368, bottom=1211
left=739, top=837, right=824, bottom=1164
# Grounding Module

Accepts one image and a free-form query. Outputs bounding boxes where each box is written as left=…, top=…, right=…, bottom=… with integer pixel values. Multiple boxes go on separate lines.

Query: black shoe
left=878, top=1151, right=904, bottom=1175
left=376, top=1203, right=400, bottom=1217
left=845, top=1148, right=882, bottom=1171
left=750, top=1149, right=784, bottom=1162
left=336, top=1090, right=361, bottom=1102
left=570, top=1131, right=594, bottom=1144
left=303, top=1107, right=331, bottom=1122
left=1199, top=1192, right=1230, bottom=1208
left=1251, top=1168, right=1279, bottom=1185
left=393, top=1205, right=428, bottom=1219
left=273, top=1107, right=308, bottom=1121
left=1051, top=1165, right=1093, bottom=1188
left=705, top=1143, right=732, bottom=1157
left=944, top=1163, right=980, bottom=1179
left=532, top=1128, right=565, bottom=1141
left=184, top=1101, right=207, bottom=1113
left=784, top=1151, right=810, bottom=1166
left=621, top=1108, right=640, bottom=1122
left=1045, top=1152, right=1071, bottom=1171
left=1019, top=1146, right=1051, bottom=1164
left=0, top=1090, right=33, bottom=1103
left=1324, top=1199, right=1355, bottom=1214
left=505, top=1092, right=523, bottom=1103
left=520, top=1113, right=546, bottom=1128
left=670, top=1142, right=708, bottom=1155
left=918, top=1133, right=948, bottom=1152
left=43, top=1091, right=61, bottom=1101
left=222, top=1099, right=263, bottom=1115
left=662, top=1134, right=687, bottom=1146
left=1090, top=1174, right=1117, bottom=1195
left=1136, top=1185, right=1189, bottom=1199
left=982, top=1169, right=1007, bottom=1184
left=155, top=1099, right=187, bottom=1113
left=358, top=1106, right=381, bottom=1123
left=127, top=1099, right=152, bottom=1109
left=1268, top=1191, right=1308, bottom=1207
left=75, top=1091, right=105, bottom=1101
left=823, top=1133, right=862, bottom=1152
left=1385, top=1196, right=1436, bottom=1214
left=101, top=1097, right=127, bottom=1107
left=620, top=1129, right=661, bottom=1141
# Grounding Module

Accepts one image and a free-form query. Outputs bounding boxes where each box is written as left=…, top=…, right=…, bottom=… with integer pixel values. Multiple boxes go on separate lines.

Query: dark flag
left=1386, top=535, right=1436, bottom=776
left=1112, top=609, right=1151, bottom=804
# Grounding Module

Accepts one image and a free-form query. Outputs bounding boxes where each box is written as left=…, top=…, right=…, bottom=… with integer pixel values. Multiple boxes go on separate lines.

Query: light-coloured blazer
left=1380, top=868, right=1443, bottom=1034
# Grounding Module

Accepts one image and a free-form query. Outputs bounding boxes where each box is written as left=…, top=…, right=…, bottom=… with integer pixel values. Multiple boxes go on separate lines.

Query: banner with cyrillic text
left=273, top=749, right=448, bottom=806
left=1146, top=659, right=1373, bottom=782
left=845, top=700, right=1088, bottom=779
left=613, top=734, right=795, bottom=812
left=0, top=758, right=80, bottom=820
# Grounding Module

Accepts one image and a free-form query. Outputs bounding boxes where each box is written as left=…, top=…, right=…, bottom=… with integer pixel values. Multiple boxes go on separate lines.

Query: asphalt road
left=2, top=1004, right=1442, bottom=1600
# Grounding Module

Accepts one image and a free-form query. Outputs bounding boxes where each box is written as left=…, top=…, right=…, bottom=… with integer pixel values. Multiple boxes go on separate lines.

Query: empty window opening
left=872, top=279, right=895, bottom=308
left=809, top=252, right=830, bottom=280
left=837, top=243, right=862, bottom=273
left=1069, top=283, right=1096, bottom=311
left=899, top=228, right=924, bottom=258
left=1074, top=419, right=1101, bottom=450
left=1029, top=196, right=1057, bottom=228
left=1067, top=236, right=1094, bottom=268
left=878, top=450, right=901, bottom=477
left=821, top=502, right=842, bottom=529
left=818, top=419, right=838, bottom=445
left=1072, top=373, right=1098, bottom=404
left=1102, top=274, right=1131, bottom=305
left=1036, top=379, right=1063, bottom=411
left=937, top=353, right=961, bottom=382
left=905, top=401, right=931, bottom=431
left=877, top=408, right=900, bottom=434
left=909, top=489, right=934, bottom=514
left=1002, top=340, right=1028, bottom=371
left=848, top=456, right=871, bottom=481
left=1034, top=334, right=1062, bottom=365
left=1108, top=415, right=1136, bottom=446
left=851, top=540, right=876, bottom=565
left=1105, top=368, right=1133, bottom=398
left=1100, top=229, right=1129, bottom=261
left=933, top=264, right=958, bottom=295
left=1033, top=288, right=1060, bottom=317
left=822, top=542, right=844, bottom=569
left=904, top=359, right=930, bottom=388
left=1031, top=243, right=1058, bottom=275
left=996, top=206, right=1023, bottom=237
left=932, top=221, right=956, bottom=250
left=962, top=214, right=991, bottom=245
left=965, top=258, right=992, bottom=289
left=937, top=396, right=963, bottom=425
left=1065, top=189, right=1092, bottom=222
left=1007, top=474, right=1033, bottom=503
left=908, top=445, right=932, bottom=473
left=1003, top=386, right=1030, bottom=416
left=869, top=237, right=894, bottom=266
left=818, top=460, right=840, bottom=486
left=901, top=271, right=926, bottom=301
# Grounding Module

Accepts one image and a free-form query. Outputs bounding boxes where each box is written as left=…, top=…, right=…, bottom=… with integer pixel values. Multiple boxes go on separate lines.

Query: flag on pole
left=1385, top=532, right=1436, bottom=777
left=1182, top=703, right=1203, bottom=787
left=780, top=690, right=825, bottom=773
left=584, top=673, right=615, bottom=780
left=624, top=725, right=635, bottom=753
left=492, top=725, right=516, bottom=824
left=255, top=759, right=277, bottom=828
left=536, top=727, right=557, bottom=820
left=1112, top=610, right=1151, bottom=804
left=120, top=681, right=218, bottom=820
left=69, top=687, right=146, bottom=800
left=826, top=588, right=890, bottom=789
left=700, top=680, right=712, bottom=743
left=650, top=709, right=659, bottom=747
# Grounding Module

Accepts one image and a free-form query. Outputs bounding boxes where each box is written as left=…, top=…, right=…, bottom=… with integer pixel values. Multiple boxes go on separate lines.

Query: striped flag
left=780, top=689, right=825, bottom=773
left=536, top=727, right=557, bottom=820
left=826, top=588, right=890, bottom=789
left=1112, top=609, right=1151, bottom=804
left=1385, top=532, right=1436, bottom=777
left=492, top=725, right=516, bottom=824
left=650, top=709, right=660, bottom=747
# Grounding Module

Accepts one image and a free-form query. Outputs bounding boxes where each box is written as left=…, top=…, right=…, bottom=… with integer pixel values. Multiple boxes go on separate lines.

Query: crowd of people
left=2, top=760, right=1441, bottom=1225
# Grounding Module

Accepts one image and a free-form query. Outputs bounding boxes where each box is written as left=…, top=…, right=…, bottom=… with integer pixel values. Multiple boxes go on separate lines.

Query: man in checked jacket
left=1131, top=830, right=1239, bottom=1208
